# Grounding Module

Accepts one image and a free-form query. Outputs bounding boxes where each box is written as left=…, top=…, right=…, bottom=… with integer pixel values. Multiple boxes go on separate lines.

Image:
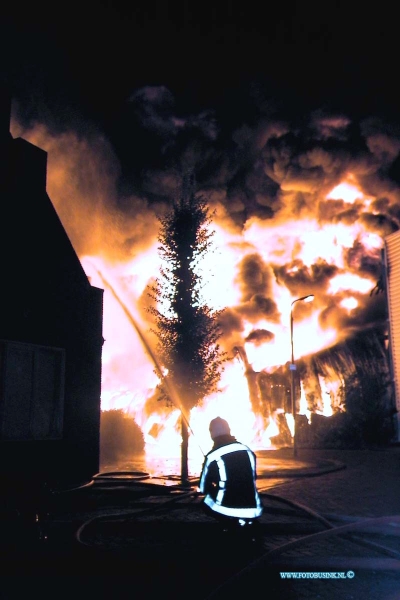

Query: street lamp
left=290, top=294, right=314, bottom=457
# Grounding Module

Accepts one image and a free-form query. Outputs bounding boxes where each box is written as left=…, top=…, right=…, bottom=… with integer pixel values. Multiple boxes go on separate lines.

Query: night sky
left=3, top=2, right=400, bottom=187
left=2, top=1, right=400, bottom=414
left=2, top=2, right=400, bottom=290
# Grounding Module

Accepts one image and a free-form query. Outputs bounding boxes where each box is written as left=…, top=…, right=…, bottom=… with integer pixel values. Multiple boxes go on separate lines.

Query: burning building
left=384, top=230, right=400, bottom=441
left=0, top=91, right=104, bottom=490
left=9, top=88, right=400, bottom=476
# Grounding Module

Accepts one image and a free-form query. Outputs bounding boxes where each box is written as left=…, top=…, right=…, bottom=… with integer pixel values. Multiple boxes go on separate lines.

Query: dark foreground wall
left=0, top=93, right=103, bottom=491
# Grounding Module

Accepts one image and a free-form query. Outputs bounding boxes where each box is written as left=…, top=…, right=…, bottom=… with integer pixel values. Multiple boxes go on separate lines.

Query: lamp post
left=290, top=294, right=314, bottom=457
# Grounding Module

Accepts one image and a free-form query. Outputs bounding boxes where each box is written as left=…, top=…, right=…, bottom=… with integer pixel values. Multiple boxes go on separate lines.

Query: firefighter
left=198, top=417, right=263, bottom=535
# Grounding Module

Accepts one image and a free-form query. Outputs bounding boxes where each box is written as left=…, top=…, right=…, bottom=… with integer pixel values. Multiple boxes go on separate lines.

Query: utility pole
left=290, top=295, right=314, bottom=458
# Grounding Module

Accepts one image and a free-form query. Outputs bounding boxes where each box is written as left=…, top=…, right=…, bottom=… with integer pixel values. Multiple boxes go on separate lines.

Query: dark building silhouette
left=0, top=91, right=104, bottom=492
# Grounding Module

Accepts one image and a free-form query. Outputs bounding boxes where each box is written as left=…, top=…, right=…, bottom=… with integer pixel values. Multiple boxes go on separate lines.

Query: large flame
left=79, top=173, right=378, bottom=474
left=10, top=118, right=387, bottom=476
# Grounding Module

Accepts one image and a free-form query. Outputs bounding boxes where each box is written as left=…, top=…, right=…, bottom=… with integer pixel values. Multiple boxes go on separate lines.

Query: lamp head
left=292, top=294, right=314, bottom=307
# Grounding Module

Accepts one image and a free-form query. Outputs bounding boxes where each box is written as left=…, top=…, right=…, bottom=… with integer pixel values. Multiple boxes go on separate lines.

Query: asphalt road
left=0, top=447, right=399, bottom=600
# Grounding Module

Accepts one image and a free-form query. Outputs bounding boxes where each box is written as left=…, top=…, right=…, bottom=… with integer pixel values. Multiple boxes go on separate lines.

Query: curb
left=258, top=459, right=346, bottom=479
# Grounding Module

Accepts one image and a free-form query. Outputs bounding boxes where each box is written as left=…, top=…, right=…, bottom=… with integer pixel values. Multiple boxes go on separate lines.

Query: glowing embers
left=327, top=178, right=363, bottom=204
left=340, top=297, right=358, bottom=312
left=328, top=273, right=374, bottom=295
left=326, top=173, right=374, bottom=208
left=243, top=311, right=337, bottom=372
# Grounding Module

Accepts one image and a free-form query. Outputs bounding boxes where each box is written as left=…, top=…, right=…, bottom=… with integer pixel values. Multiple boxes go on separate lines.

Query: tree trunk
left=181, top=413, right=189, bottom=486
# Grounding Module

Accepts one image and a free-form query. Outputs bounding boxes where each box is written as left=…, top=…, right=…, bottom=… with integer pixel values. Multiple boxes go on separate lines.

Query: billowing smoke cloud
left=245, top=329, right=275, bottom=345
left=9, top=117, right=161, bottom=261
left=10, top=84, right=400, bottom=374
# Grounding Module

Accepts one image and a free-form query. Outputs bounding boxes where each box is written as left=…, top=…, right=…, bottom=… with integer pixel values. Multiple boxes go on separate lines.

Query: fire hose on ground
left=204, top=513, right=400, bottom=599
left=11, top=469, right=400, bottom=597
left=67, top=477, right=400, bottom=568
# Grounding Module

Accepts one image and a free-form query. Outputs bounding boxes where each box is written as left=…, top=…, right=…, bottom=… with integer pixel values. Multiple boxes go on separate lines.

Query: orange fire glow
left=79, top=173, right=377, bottom=474
left=10, top=119, right=386, bottom=476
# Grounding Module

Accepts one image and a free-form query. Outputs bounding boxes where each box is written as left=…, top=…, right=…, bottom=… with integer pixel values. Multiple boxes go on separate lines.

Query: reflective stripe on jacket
left=199, top=441, right=263, bottom=519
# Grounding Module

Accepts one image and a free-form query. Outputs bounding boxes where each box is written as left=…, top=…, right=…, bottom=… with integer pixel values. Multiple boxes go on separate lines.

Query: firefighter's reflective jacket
left=199, top=436, right=263, bottom=519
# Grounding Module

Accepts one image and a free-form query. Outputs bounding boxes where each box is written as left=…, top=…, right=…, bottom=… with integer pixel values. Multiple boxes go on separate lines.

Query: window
left=0, top=340, right=65, bottom=440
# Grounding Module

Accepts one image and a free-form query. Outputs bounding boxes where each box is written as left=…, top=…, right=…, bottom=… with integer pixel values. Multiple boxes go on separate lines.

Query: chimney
left=11, top=137, right=48, bottom=192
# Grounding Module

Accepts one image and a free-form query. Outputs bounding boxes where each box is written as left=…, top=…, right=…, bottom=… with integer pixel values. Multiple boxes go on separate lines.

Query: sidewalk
left=211, top=447, right=400, bottom=600
left=0, top=447, right=399, bottom=600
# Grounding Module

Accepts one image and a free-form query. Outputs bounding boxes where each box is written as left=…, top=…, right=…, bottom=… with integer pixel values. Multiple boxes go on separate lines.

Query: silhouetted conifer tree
left=148, top=173, right=227, bottom=484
